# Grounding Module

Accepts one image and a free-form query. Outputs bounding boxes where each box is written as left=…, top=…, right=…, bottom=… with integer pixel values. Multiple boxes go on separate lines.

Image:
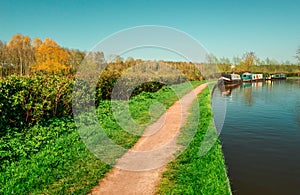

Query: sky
left=1, top=0, right=300, bottom=63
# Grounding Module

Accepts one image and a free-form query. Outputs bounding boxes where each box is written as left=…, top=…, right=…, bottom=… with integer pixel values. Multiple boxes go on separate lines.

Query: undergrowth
left=0, top=81, right=203, bottom=194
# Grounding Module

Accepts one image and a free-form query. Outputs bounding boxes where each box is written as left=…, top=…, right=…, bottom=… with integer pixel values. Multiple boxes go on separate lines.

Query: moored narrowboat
left=241, top=72, right=252, bottom=82
left=251, top=73, right=264, bottom=81
left=218, top=73, right=242, bottom=86
left=265, top=73, right=286, bottom=80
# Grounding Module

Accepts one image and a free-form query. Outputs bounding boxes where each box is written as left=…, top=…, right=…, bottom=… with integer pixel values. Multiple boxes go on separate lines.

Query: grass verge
left=0, top=81, right=203, bottom=194
left=287, top=76, right=300, bottom=79
left=157, top=87, right=231, bottom=195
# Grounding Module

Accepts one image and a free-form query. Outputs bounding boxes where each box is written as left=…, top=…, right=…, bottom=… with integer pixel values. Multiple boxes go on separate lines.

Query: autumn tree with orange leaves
left=0, top=34, right=85, bottom=77
left=32, top=38, right=71, bottom=73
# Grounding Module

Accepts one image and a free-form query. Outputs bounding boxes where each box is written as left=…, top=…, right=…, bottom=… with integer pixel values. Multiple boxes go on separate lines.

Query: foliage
left=0, top=34, right=85, bottom=77
left=0, top=74, right=73, bottom=135
left=296, top=47, right=300, bottom=63
left=7, top=34, right=34, bottom=75
left=0, top=34, right=204, bottom=79
left=0, top=117, right=111, bottom=194
left=208, top=51, right=300, bottom=75
left=239, top=51, right=257, bottom=72
left=0, top=71, right=198, bottom=135
left=32, top=38, right=71, bottom=73
left=219, top=63, right=300, bottom=76
left=158, top=88, right=231, bottom=195
left=1, top=34, right=299, bottom=79
left=0, top=81, right=203, bottom=194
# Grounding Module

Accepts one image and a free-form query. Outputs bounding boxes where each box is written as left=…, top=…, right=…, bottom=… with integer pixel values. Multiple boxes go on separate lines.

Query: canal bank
left=158, top=86, right=232, bottom=194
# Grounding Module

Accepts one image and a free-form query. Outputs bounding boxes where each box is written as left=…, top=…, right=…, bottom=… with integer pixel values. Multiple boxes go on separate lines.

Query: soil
left=89, top=83, right=208, bottom=195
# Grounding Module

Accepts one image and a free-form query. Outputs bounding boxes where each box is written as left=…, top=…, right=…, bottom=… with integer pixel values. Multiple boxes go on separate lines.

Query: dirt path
left=89, top=83, right=208, bottom=195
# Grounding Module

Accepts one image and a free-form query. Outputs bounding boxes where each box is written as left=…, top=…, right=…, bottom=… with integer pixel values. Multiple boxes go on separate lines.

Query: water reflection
left=216, top=82, right=262, bottom=106
left=241, top=83, right=253, bottom=106
left=216, top=83, right=241, bottom=97
left=296, top=100, right=300, bottom=127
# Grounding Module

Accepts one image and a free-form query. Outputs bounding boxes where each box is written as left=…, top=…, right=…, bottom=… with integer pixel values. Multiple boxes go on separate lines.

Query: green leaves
left=0, top=81, right=202, bottom=194
left=0, top=74, right=74, bottom=135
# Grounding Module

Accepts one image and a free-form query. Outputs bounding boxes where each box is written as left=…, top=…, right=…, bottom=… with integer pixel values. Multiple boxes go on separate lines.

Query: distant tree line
left=208, top=51, right=300, bottom=76
left=0, top=34, right=205, bottom=79
left=0, top=34, right=299, bottom=78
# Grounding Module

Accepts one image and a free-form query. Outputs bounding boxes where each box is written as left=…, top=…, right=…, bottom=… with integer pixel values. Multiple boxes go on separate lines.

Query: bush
left=0, top=71, right=198, bottom=136
left=0, top=74, right=73, bottom=135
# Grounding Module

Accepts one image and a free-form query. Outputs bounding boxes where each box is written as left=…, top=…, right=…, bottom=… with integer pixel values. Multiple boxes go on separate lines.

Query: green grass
left=0, top=81, right=204, bottom=194
left=157, top=87, right=231, bottom=195
left=287, top=76, right=300, bottom=79
left=0, top=117, right=110, bottom=194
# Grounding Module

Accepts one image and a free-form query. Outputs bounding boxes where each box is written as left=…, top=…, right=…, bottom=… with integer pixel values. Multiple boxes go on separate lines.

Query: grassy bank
left=158, top=87, right=231, bottom=194
left=287, top=76, right=300, bottom=79
left=0, top=81, right=203, bottom=194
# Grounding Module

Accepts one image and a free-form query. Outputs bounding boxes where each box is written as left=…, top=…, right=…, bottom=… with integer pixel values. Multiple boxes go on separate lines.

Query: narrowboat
left=265, top=73, right=286, bottom=80
left=218, top=73, right=242, bottom=86
left=251, top=73, right=264, bottom=81
left=241, top=72, right=252, bottom=82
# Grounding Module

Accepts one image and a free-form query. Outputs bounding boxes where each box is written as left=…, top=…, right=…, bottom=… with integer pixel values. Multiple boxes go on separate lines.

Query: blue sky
left=1, top=0, right=300, bottom=63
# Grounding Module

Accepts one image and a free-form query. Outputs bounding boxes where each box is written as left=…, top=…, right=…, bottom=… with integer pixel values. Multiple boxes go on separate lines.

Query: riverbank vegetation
left=158, top=87, right=231, bottom=194
left=0, top=81, right=203, bottom=194
left=0, top=34, right=208, bottom=193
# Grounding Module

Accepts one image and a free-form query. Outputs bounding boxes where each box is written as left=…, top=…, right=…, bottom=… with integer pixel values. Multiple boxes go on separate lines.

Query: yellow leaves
left=8, top=34, right=31, bottom=51
left=2, top=34, right=86, bottom=77
left=8, top=34, right=22, bottom=47
left=33, top=38, right=42, bottom=48
left=32, top=38, right=71, bottom=74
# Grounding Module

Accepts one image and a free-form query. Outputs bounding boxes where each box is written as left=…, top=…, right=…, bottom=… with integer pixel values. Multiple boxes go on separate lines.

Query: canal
left=212, top=79, right=300, bottom=195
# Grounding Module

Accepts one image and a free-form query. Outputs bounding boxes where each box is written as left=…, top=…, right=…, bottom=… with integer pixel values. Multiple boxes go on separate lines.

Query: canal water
left=212, top=79, right=300, bottom=195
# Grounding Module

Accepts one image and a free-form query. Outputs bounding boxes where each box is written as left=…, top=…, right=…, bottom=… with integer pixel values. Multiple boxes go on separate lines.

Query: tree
left=94, top=51, right=105, bottom=71
left=33, top=38, right=70, bottom=73
left=206, top=53, right=218, bottom=64
left=68, top=49, right=85, bottom=73
left=296, top=47, right=300, bottom=64
left=265, top=57, right=271, bottom=65
left=219, top=57, right=231, bottom=64
left=113, top=55, right=123, bottom=64
left=240, top=51, right=257, bottom=72
left=7, top=34, right=34, bottom=75
left=33, top=38, right=42, bottom=48
left=232, top=56, right=241, bottom=66
left=0, top=41, right=7, bottom=77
